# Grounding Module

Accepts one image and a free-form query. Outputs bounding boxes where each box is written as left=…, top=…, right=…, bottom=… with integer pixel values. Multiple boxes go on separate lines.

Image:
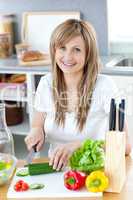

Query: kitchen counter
left=1, top=55, right=133, bottom=76
left=0, top=156, right=133, bottom=200
left=0, top=56, right=51, bottom=75
left=101, top=55, right=133, bottom=76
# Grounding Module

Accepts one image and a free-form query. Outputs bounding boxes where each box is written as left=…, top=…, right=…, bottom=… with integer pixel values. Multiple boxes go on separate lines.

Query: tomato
left=17, top=180, right=24, bottom=185
left=21, top=182, right=29, bottom=191
left=14, top=184, right=21, bottom=191
left=14, top=180, right=29, bottom=192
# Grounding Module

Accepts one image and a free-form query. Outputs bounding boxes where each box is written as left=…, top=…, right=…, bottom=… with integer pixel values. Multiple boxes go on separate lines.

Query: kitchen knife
left=112, top=103, right=116, bottom=131
left=109, top=98, right=114, bottom=130
left=119, top=99, right=125, bottom=132
left=109, top=98, right=116, bottom=131
left=26, top=144, right=37, bottom=164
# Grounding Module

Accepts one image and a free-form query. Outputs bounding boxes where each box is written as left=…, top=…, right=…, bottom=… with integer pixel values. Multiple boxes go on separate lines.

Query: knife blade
left=26, top=144, right=37, bottom=164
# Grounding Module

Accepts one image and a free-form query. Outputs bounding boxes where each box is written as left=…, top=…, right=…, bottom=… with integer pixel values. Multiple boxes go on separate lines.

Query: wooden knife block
left=105, top=131, right=126, bottom=193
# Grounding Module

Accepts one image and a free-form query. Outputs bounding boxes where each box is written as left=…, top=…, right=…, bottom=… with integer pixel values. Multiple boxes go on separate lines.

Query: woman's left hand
left=49, top=141, right=81, bottom=171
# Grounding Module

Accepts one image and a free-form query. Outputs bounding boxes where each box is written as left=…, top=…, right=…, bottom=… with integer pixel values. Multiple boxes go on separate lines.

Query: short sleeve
left=34, top=74, right=52, bottom=112
left=102, top=76, right=119, bottom=114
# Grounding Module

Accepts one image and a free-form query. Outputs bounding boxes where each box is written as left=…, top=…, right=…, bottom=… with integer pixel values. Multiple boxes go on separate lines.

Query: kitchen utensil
left=19, top=56, right=51, bottom=66
left=105, top=98, right=126, bottom=193
left=26, top=144, right=37, bottom=164
left=109, top=98, right=116, bottom=131
left=0, top=153, right=17, bottom=186
left=118, top=99, right=125, bottom=132
left=109, top=98, right=114, bottom=131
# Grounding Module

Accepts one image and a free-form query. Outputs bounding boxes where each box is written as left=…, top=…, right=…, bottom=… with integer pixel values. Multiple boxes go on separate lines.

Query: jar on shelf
left=15, top=43, right=30, bottom=60
left=0, top=103, right=15, bottom=155
left=0, top=14, right=14, bottom=57
left=0, top=33, right=12, bottom=58
left=5, top=101, right=23, bottom=126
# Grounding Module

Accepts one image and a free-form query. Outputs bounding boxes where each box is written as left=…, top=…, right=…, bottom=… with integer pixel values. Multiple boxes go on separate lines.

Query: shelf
left=0, top=56, right=50, bottom=75
left=0, top=62, right=49, bottom=136
left=0, top=96, right=28, bottom=102
left=8, top=114, right=30, bottom=136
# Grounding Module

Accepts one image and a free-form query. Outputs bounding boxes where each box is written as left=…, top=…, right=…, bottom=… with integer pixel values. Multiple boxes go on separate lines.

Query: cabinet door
left=111, top=75, right=133, bottom=145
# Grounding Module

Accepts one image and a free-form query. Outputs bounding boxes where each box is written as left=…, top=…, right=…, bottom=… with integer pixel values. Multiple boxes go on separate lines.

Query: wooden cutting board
left=7, top=167, right=102, bottom=199
left=19, top=59, right=51, bottom=66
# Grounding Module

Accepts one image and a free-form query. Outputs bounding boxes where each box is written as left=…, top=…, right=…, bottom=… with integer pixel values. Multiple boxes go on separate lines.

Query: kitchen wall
left=0, top=0, right=108, bottom=55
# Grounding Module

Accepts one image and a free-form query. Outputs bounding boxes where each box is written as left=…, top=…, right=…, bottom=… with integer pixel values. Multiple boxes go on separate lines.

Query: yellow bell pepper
left=85, top=170, right=109, bottom=192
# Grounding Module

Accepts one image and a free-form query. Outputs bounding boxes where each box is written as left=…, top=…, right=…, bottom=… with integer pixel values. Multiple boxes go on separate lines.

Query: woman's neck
left=63, top=71, right=83, bottom=91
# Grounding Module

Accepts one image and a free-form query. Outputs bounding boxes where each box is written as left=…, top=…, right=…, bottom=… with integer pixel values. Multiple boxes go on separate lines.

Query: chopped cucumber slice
left=16, top=168, right=29, bottom=176
left=30, top=183, right=45, bottom=189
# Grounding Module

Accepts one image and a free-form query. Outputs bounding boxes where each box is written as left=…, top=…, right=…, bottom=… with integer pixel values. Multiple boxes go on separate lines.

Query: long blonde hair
left=50, top=19, right=101, bottom=132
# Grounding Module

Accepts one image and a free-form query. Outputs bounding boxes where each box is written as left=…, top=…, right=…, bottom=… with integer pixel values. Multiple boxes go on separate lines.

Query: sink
left=103, top=57, right=133, bottom=75
left=106, top=58, right=133, bottom=67
left=114, top=58, right=133, bottom=67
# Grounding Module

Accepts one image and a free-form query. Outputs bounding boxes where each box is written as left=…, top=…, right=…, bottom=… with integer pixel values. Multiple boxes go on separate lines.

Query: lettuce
left=69, top=139, right=105, bottom=173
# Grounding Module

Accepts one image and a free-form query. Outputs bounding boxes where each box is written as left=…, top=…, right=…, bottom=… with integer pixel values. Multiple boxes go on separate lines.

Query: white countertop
left=0, top=56, right=51, bottom=74
left=0, top=55, right=133, bottom=76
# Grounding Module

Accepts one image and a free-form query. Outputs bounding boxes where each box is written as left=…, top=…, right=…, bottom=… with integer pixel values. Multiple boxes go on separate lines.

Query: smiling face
left=55, top=36, right=86, bottom=75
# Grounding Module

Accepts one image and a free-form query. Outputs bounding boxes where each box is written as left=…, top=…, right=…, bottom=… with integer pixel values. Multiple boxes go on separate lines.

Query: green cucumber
left=28, top=162, right=58, bottom=175
left=16, top=168, right=29, bottom=176
left=30, top=183, right=45, bottom=189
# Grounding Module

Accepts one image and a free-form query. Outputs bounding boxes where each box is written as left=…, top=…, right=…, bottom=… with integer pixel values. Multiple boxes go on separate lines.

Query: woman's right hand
left=24, top=127, right=45, bottom=152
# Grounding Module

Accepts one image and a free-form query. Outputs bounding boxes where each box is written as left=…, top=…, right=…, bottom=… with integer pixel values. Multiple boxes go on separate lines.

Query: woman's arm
left=25, top=111, right=46, bottom=151
left=31, top=111, right=46, bottom=128
left=124, top=122, right=132, bottom=156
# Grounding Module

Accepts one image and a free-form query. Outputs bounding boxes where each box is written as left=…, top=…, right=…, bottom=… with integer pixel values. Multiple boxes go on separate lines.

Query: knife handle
left=109, top=98, right=115, bottom=131
left=121, top=99, right=125, bottom=131
left=113, top=103, right=116, bottom=131
left=119, top=103, right=122, bottom=131
left=119, top=99, right=125, bottom=132
left=33, top=144, right=37, bottom=152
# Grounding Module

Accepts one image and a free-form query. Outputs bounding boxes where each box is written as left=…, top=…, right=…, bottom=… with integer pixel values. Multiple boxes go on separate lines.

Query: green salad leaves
left=69, top=139, right=105, bottom=173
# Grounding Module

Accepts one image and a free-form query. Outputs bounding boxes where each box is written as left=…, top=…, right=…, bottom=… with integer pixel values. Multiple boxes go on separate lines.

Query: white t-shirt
left=34, top=72, right=118, bottom=156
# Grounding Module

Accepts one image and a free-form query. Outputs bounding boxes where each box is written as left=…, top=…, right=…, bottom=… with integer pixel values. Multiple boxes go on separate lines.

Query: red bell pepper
left=64, top=170, right=86, bottom=190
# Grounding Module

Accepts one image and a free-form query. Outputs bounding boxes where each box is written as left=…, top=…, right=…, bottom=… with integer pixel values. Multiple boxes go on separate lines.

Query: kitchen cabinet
left=110, top=75, right=133, bottom=145
left=0, top=56, right=50, bottom=136
left=0, top=73, right=42, bottom=135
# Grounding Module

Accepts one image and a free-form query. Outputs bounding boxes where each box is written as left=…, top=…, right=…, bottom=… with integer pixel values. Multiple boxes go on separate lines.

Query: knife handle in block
left=105, top=131, right=126, bottom=193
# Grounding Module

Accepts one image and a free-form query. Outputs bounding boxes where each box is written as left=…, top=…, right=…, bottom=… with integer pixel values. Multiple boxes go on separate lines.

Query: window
left=108, top=0, right=133, bottom=42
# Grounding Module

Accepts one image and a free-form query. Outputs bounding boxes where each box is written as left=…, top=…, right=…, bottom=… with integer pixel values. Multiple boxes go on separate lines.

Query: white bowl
left=0, top=153, right=17, bottom=186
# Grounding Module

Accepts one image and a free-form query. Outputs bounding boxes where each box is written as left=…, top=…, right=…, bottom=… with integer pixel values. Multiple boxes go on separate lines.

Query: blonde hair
left=50, top=19, right=101, bottom=132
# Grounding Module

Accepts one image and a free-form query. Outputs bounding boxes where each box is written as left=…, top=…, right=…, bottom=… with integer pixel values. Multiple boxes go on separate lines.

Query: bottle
left=0, top=103, right=15, bottom=155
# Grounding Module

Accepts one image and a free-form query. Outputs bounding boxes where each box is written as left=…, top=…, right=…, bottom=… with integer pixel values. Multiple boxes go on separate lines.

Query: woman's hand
left=24, top=127, right=45, bottom=152
left=49, top=141, right=81, bottom=171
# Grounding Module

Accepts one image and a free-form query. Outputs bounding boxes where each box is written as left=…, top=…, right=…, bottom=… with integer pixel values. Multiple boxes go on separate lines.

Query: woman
left=25, top=19, right=131, bottom=171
